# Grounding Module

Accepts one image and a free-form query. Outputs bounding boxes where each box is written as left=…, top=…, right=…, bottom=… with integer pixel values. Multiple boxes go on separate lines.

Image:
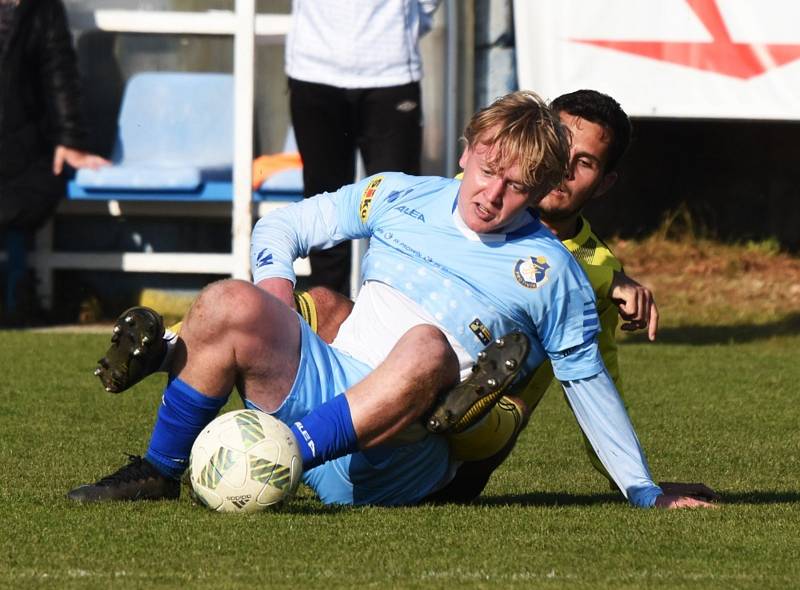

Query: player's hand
left=658, top=481, right=720, bottom=502
left=654, top=494, right=718, bottom=509
left=52, top=145, right=110, bottom=175
left=609, top=270, right=659, bottom=341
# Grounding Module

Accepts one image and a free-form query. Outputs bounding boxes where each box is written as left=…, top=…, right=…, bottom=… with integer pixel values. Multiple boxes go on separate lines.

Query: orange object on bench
left=252, top=152, right=303, bottom=190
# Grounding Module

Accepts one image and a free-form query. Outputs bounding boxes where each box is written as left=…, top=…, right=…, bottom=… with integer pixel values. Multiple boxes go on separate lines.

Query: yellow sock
left=448, top=396, right=525, bottom=462
left=292, top=290, right=318, bottom=332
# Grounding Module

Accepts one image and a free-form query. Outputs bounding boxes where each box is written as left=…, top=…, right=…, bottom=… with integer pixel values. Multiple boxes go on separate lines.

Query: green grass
left=1, top=330, right=798, bottom=589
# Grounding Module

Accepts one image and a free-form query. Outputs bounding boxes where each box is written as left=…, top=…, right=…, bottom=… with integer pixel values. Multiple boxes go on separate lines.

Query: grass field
left=1, top=326, right=798, bottom=589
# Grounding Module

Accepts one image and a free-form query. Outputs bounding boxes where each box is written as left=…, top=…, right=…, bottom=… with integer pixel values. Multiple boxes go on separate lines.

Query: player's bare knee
left=184, top=279, right=263, bottom=341
left=400, top=324, right=459, bottom=385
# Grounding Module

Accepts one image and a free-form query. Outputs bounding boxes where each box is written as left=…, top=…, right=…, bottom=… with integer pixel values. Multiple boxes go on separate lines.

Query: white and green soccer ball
left=189, top=409, right=302, bottom=513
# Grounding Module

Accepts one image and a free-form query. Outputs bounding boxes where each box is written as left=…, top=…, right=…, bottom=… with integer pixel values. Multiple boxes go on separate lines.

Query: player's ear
left=594, top=170, right=618, bottom=198
left=458, top=145, right=471, bottom=170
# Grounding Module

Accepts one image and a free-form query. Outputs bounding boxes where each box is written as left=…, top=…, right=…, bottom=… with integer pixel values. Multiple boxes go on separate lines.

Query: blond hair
left=463, top=90, right=569, bottom=198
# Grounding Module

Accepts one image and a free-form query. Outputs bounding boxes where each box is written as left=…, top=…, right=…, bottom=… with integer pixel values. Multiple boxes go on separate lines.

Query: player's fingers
left=635, top=289, right=647, bottom=322
left=685, top=483, right=720, bottom=501
left=659, top=495, right=719, bottom=509
left=648, top=299, right=659, bottom=341
left=679, top=496, right=719, bottom=509
left=625, top=289, right=646, bottom=323
left=620, top=320, right=647, bottom=332
left=618, top=296, right=637, bottom=320
left=620, top=289, right=647, bottom=331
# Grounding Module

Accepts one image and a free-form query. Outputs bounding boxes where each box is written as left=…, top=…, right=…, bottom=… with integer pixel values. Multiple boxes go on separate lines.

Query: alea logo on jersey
left=359, top=176, right=384, bottom=222
left=514, top=256, right=550, bottom=289
left=395, top=205, right=425, bottom=222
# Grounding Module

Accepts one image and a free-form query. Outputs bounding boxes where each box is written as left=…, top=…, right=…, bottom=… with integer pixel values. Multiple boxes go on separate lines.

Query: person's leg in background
left=3, top=229, right=26, bottom=316
left=1, top=161, right=62, bottom=322
left=358, top=82, right=423, bottom=176
left=289, top=78, right=356, bottom=295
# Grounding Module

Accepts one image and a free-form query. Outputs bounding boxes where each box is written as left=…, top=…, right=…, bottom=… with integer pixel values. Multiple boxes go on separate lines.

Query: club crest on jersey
left=359, top=176, right=384, bottom=222
left=514, top=256, right=550, bottom=289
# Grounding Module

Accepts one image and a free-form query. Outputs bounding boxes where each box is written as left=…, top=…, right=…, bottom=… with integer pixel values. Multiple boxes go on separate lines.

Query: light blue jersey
left=252, top=172, right=663, bottom=508
left=253, top=173, right=604, bottom=382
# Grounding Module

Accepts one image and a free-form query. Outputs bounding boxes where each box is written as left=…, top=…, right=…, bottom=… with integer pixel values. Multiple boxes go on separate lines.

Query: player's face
left=537, top=113, right=617, bottom=222
left=457, top=140, right=533, bottom=233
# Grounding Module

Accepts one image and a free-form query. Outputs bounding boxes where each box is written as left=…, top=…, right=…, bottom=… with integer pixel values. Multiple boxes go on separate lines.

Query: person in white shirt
left=285, top=0, right=442, bottom=294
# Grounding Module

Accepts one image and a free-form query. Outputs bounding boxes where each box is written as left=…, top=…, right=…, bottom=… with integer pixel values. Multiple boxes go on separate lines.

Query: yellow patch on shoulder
left=359, top=176, right=384, bottom=222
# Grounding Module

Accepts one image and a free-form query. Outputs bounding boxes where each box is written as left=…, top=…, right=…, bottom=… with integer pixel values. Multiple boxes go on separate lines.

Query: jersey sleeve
left=596, top=302, right=623, bottom=393
left=250, top=174, right=400, bottom=284
left=561, top=369, right=663, bottom=508
left=534, top=259, right=605, bottom=381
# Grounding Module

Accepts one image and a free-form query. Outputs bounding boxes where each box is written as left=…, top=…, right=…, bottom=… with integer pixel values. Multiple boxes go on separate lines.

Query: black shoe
left=425, top=331, right=529, bottom=434
left=66, top=455, right=180, bottom=503
left=95, top=307, right=166, bottom=393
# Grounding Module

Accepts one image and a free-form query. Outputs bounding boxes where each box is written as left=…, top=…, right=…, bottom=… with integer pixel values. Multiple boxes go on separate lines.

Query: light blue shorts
left=245, top=316, right=450, bottom=506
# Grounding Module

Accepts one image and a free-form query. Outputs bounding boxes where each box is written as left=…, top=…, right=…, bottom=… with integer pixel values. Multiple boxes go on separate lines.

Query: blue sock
left=145, top=378, right=227, bottom=479
left=289, top=393, right=358, bottom=470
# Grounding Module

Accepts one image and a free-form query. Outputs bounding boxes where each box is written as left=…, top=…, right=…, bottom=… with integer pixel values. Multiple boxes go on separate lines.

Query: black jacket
left=0, top=0, right=86, bottom=181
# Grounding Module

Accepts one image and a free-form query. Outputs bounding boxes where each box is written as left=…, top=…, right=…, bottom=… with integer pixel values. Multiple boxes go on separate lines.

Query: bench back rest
left=114, top=72, right=234, bottom=171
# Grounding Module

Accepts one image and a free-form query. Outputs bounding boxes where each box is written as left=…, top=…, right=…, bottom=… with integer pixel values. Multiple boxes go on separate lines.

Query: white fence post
left=232, top=0, right=256, bottom=281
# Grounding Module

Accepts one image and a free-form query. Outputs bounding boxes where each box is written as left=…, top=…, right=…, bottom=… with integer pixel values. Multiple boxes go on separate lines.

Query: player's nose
left=484, top=176, right=505, bottom=204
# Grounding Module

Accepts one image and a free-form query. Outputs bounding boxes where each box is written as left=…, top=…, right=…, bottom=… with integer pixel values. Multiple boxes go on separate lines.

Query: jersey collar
left=451, top=194, right=541, bottom=242
left=562, top=215, right=592, bottom=251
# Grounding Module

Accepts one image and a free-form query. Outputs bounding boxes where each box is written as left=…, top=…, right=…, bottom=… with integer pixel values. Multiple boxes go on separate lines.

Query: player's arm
left=560, top=367, right=716, bottom=509
left=250, top=177, right=379, bottom=288
left=538, top=262, right=713, bottom=508
left=255, top=278, right=296, bottom=308
left=251, top=195, right=338, bottom=309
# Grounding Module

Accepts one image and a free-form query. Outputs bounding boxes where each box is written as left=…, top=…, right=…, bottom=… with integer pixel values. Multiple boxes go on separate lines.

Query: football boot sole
left=94, top=306, right=166, bottom=393
left=425, top=331, right=529, bottom=434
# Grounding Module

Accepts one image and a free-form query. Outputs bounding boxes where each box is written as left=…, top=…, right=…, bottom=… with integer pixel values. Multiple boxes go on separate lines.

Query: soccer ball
left=189, top=409, right=302, bottom=513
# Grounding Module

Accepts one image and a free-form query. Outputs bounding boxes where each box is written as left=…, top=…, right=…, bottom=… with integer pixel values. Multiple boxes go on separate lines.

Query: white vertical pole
left=445, top=0, right=458, bottom=176
left=232, top=0, right=255, bottom=280
left=349, top=153, right=367, bottom=298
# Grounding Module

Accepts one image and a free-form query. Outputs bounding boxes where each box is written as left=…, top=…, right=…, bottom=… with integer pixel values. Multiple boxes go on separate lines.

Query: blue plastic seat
left=72, top=72, right=234, bottom=200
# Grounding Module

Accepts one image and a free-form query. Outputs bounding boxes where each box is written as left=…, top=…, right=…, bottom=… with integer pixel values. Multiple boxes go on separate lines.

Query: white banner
left=514, top=0, right=800, bottom=119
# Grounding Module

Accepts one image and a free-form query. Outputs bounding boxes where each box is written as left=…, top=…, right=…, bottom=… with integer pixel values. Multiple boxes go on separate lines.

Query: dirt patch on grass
left=610, top=237, right=800, bottom=326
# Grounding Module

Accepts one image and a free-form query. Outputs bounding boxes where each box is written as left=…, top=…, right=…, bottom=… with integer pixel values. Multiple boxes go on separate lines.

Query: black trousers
left=288, top=78, right=423, bottom=294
